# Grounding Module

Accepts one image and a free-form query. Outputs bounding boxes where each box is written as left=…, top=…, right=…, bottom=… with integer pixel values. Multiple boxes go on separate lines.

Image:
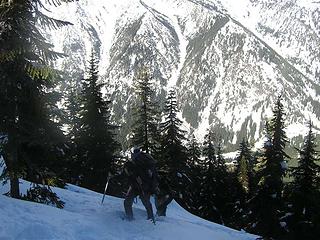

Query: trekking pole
left=101, top=172, right=112, bottom=205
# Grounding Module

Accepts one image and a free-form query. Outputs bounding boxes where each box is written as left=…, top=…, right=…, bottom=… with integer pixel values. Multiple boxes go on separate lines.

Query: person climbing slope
left=123, top=147, right=159, bottom=223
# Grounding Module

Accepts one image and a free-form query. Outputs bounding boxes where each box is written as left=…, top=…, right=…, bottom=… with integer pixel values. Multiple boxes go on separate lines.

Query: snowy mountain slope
left=45, top=0, right=320, bottom=149
left=0, top=180, right=258, bottom=240
left=219, top=0, right=320, bottom=84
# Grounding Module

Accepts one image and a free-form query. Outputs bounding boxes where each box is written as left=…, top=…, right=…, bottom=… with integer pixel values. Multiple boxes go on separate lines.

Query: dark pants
left=155, top=194, right=173, bottom=216
left=124, top=186, right=154, bottom=220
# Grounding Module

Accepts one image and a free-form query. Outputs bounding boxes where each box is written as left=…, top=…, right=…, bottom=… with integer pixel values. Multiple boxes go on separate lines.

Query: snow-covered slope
left=0, top=181, right=257, bottom=240
left=220, top=0, right=320, bottom=83
left=45, top=0, right=320, bottom=149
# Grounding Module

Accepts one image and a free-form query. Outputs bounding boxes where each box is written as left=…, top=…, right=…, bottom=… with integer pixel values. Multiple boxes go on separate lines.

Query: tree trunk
left=4, top=137, right=20, bottom=198
left=9, top=174, right=20, bottom=198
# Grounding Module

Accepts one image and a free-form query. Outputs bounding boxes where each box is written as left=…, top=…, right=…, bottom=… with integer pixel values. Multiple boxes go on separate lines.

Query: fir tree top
left=161, top=89, right=187, bottom=145
left=202, top=129, right=216, bottom=168
left=292, top=121, right=320, bottom=191
left=131, top=68, right=160, bottom=154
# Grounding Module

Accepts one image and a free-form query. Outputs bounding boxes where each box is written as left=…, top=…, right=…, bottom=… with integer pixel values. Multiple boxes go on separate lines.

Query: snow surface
left=0, top=164, right=257, bottom=239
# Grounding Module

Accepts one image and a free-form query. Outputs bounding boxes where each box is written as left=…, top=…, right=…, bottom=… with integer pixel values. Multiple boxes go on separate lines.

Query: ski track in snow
left=0, top=171, right=257, bottom=240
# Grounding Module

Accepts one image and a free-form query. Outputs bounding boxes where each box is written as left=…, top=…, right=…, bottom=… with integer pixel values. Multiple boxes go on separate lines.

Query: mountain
left=219, top=0, right=320, bottom=83
left=45, top=0, right=320, bottom=150
left=0, top=163, right=257, bottom=240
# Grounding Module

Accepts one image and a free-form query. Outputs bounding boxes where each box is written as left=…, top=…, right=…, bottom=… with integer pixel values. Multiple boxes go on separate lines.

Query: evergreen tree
left=202, top=129, right=216, bottom=169
left=0, top=0, right=72, bottom=198
left=288, top=122, right=320, bottom=239
left=185, top=134, right=202, bottom=212
left=131, top=69, right=160, bottom=154
left=77, top=51, right=119, bottom=192
left=198, top=129, right=221, bottom=222
left=215, top=140, right=232, bottom=222
left=198, top=133, right=230, bottom=224
left=186, top=134, right=201, bottom=167
left=249, top=96, right=289, bottom=238
left=270, top=97, right=289, bottom=197
left=64, top=82, right=82, bottom=184
left=230, top=139, right=254, bottom=230
left=237, top=156, right=249, bottom=194
left=216, top=140, right=227, bottom=174
left=236, top=139, right=253, bottom=197
left=259, top=97, right=289, bottom=200
left=159, top=89, right=188, bottom=201
left=65, top=83, right=81, bottom=142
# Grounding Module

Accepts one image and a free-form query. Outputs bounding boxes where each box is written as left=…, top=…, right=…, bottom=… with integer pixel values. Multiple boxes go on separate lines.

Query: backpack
left=125, top=152, right=158, bottom=193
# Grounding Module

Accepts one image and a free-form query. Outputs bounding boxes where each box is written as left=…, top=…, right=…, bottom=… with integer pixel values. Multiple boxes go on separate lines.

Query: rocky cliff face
left=46, top=0, right=320, bottom=149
